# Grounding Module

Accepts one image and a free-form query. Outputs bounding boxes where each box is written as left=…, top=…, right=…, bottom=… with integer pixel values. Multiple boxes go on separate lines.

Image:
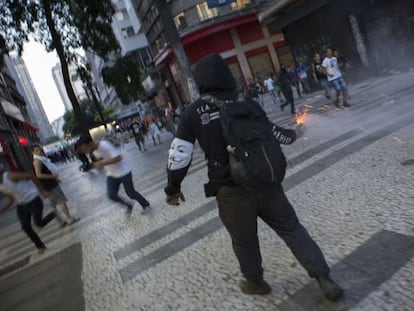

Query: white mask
left=168, top=138, right=193, bottom=170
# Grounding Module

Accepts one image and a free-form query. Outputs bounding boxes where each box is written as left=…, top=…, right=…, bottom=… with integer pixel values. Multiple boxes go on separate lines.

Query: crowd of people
left=246, top=47, right=351, bottom=114
left=108, top=105, right=178, bottom=152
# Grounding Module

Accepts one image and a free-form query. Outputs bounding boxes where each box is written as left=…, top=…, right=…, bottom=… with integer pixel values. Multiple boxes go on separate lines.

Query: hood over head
left=193, top=54, right=237, bottom=93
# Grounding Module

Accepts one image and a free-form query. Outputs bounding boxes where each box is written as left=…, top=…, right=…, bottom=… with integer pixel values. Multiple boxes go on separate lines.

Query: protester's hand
left=294, top=123, right=306, bottom=138
left=93, top=161, right=104, bottom=169
left=166, top=192, right=186, bottom=206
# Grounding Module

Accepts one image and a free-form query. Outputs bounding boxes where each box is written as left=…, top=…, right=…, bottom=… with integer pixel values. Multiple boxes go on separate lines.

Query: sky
left=22, top=40, right=65, bottom=123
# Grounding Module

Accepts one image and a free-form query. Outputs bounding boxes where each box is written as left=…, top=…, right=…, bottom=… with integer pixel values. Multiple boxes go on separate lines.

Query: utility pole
left=154, top=0, right=199, bottom=103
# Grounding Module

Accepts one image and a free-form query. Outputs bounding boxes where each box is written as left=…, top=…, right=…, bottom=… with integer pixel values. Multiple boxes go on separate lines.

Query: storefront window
left=173, top=12, right=187, bottom=31
left=196, top=2, right=218, bottom=22
left=231, top=0, right=251, bottom=10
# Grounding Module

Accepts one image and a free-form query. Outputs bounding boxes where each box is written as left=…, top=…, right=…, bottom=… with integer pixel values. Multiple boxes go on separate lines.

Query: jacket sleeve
left=250, top=98, right=297, bottom=145
left=164, top=110, right=196, bottom=196
left=271, top=123, right=297, bottom=145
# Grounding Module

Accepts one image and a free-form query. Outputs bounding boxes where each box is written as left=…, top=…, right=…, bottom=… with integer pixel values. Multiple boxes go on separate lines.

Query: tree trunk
left=154, top=0, right=199, bottom=103
left=85, top=78, right=107, bottom=129
left=42, top=0, right=90, bottom=139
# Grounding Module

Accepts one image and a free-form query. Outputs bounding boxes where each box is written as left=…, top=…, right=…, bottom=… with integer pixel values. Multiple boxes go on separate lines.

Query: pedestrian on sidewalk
left=75, top=137, right=151, bottom=215
left=32, top=145, right=79, bottom=226
left=312, top=53, right=332, bottom=99
left=296, top=62, right=311, bottom=94
left=264, top=74, right=278, bottom=105
left=144, top=113, right=162, bottom=146
left=279, top=65, right=296, bottom=115
left=129, top=118, right=147, bottom=151
left=164, top=54, right=343, bottom=301
left=164, top=105, right=176, bottom=136
left=322, top=47, right=350, bottom=107
left=248, top=78, right=263, bottom=109
left=0, top=165, right=56, bottom=254
left=287, top=65, right=302, bottom=98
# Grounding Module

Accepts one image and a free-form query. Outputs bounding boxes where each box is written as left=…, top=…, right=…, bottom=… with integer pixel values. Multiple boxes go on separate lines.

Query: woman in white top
left=0, top=166, right=56, bottom=253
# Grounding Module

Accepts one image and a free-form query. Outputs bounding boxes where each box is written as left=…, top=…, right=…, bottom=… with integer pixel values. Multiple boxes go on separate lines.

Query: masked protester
left=164, top=54, right=343, bottom=301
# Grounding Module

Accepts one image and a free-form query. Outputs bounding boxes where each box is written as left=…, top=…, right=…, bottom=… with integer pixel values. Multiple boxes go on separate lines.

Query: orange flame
left=295, top=106, right=310, bottom=125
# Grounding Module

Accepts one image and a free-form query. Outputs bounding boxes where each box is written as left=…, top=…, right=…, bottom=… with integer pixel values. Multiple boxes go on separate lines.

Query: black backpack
left=202, top=94, right=286, bottom=190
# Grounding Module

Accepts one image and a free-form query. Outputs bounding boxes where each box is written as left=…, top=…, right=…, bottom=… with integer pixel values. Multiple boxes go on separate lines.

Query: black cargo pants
left=216, top=184, right=330, bottom=281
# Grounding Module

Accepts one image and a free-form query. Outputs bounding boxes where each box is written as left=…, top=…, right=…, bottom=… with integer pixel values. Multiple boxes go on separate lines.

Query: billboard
left=207, top=0, right=235, bottom=8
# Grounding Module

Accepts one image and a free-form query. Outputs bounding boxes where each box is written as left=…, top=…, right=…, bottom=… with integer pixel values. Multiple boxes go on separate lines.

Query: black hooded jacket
left=165, top=54, right=297, bottom=197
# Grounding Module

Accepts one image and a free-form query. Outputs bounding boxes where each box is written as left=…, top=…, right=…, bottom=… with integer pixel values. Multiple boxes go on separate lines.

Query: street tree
left=102, top=55, right=145, bottom=105
left=63, top=99, right=115, bottom=136
left=0, top=0, right=119, bottom=138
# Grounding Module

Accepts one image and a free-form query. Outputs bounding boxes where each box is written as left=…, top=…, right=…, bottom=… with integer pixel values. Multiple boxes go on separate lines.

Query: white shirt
left=93, top=140, right=131, bottom=178
left=264, top=78, right=275, bottom=91
left=1, top=172, right=39, bottom=204
left=322, top=57, right=342, bottom=81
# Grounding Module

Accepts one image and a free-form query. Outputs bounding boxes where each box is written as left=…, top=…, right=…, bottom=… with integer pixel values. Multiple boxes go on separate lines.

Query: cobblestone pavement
left=1, top=72, right=414, bottom=311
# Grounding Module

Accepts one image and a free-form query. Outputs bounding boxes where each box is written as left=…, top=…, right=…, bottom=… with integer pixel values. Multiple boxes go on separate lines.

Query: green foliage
left=0, top=0, right=119, bottom=138
left=102, top=55, right=145, bottom=105
left=0, top=0, right=118, bottom=60
left=63, top=99, right=115, bottom=135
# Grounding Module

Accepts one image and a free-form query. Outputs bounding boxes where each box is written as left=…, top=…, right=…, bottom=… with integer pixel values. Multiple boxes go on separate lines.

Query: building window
left=196, top=2, right=218, bottom=22
left=121, top=26, right=135, bottom=38
left=174, top=12, right=187, bottom=31
left=231, top=0, right=251, bottom=10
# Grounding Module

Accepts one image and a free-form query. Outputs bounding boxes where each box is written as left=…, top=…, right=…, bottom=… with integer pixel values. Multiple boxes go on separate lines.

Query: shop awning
left=23, top=121, right=39, bottom=132
left=1, top=100, right=24, bottom=122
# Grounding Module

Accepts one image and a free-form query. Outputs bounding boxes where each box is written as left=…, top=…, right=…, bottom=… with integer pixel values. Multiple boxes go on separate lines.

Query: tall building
left=85, top=51, right=122, bottom=113
left=50, top=116, right=65, bottom=139
left=135, top=0, right=293, bottom=108
left=68, top=64, right=88, bottom=102
left=52, top=64, right=72, bottom=111
left=112, top=0, right=152, bottom=63
left=0, top=55, right=40, bottom=170
left=11, top=57, right=54, bottom=143
left=82, top=0, right=152, bottom=121
left=52, top=63, right=89, bottom=112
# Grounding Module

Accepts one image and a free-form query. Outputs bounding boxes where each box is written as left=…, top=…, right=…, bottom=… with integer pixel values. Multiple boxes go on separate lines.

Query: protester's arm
left=93, top=155, right=122, bottom=168
left=8, top=172, right=48, bottom=197
left=0, top=188, right=15, bottom=214
left=271, top=124, right=298, bottom=145
left=164, top=110, right=195, bottom=205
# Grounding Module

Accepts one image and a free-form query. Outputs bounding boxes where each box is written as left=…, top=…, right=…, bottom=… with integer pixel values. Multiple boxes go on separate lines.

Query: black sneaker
left=126, top=204, right=133, bottom=217
left=343, top=102, right=351, bottom=107
left=141, top=205, right=151, bottom=215
left=37, top=246, right=47, bottom=254
left=68, top=217, right=80, bottom=225
left=239, top=279, right=272, bottom=295
left=316, top=275, right=344, bottom=301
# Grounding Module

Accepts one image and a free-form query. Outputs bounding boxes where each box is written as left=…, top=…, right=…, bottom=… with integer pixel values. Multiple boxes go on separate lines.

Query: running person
left=145, top=113, right=162, bottom=146
left=0, top=166, right=56, bottom=253
left=32, top=144, right=79, bottom=226
left=75, top=137, right=151, bottom=215
left=322, top=48, right=350, bottom=107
